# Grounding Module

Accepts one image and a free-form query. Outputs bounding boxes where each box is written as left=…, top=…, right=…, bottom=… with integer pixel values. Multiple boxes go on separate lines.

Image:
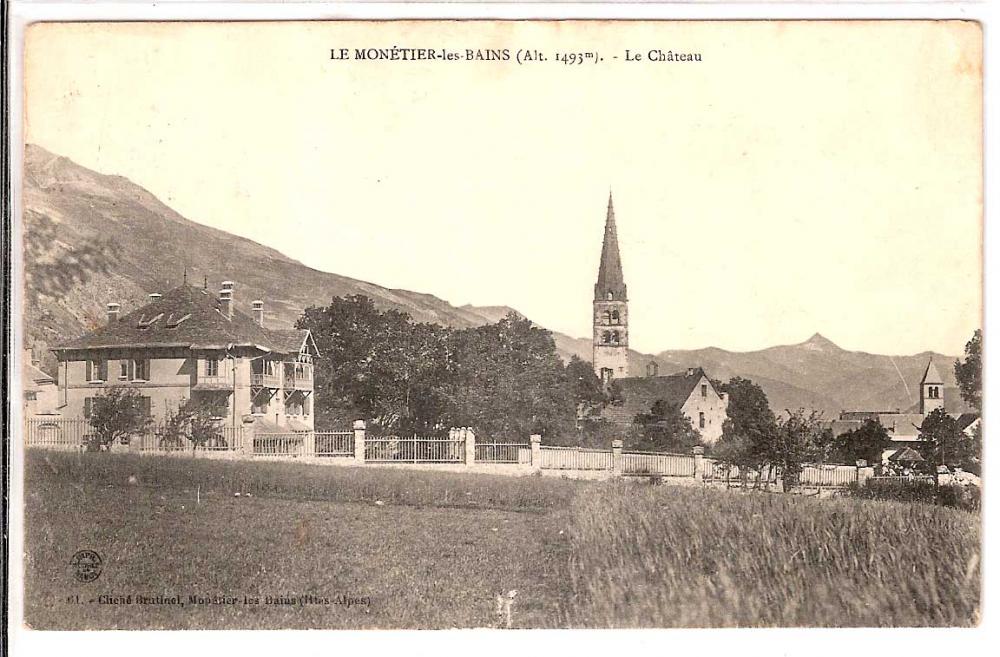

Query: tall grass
left=25, top=450, right=582, bottom=511
left=561, top=482, right=980, bottom=627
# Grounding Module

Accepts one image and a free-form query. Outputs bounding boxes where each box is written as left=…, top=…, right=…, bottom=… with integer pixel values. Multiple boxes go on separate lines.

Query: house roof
left=594, top=193, right=627, bottom=302
left=888, top=446, right=925, bottom=462
left=23, top=362, right=55, bottom=389
left=876, top=413, right=925, bottom=441
left=920, top=357, right=944, bottom=385
left=53, top=284, right=315, bottom=356
left=600, top=367, right=721, bottom=424
left=955, top=413, right=981, bottom=432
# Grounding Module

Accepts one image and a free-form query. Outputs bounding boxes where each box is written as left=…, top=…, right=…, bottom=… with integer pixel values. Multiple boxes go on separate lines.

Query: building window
left=119, top=361, right=129, bottom=380
left=135, top=396, right=152, bottom=417
left=25, top=391, right=37, bottom=401
left=86, top=359, right=107, bottom=382
left=701, top=384, right=708, bottom=398
left=206, top=358, right=219, bottom=377
left=132, top=358, right=150, bottom=381
left=84, top=397, right=94, bottom=417
left=611, top=310, right=620, bottom=324
left=303, top=395, right=311, bottom=416
left=699, top=412, right=706, bottom=429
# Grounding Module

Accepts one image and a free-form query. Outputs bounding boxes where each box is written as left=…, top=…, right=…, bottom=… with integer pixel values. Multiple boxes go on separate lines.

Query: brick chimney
left=252, top=300, right=264, bottom=327
left=107, top=302, right=121, bottom=324
left=219, top=289, right=233, bottom=320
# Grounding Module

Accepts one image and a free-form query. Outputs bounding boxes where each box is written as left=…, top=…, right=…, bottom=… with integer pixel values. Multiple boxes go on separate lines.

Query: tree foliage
left=298, top=295, right=584, bottom=440
left=713, top=377, right=777, bottom=470
left=954, top=329, right=982, bottom=411
left=630, top=399, right=703, bottom=453
left=87, top=386, right=151, bottom=449
left=918, top=407, right=978, bottom=473
left=830, top=419, right=892, bottom=466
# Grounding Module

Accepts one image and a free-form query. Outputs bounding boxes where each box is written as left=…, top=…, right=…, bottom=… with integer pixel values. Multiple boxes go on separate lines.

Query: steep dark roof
left=594, top=193, right=627, bottom=301
left=920, top=357, right=944, bottom=385
left=955, top=413, right=980, bottom=432
left=600, top=368, right=720, bottom=425
left=54, top=284, right=309, bottom=355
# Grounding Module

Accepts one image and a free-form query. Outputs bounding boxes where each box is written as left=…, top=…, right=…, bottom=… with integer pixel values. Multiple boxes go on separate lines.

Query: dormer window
left=136, top=313, right=164, bottom=329
left=165, top=313, right=191, bottom=329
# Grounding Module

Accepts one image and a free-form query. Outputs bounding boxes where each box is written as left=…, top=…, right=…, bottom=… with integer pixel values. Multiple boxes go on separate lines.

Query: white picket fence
left=475, top=442, right=531, bottom=464
left=315, top=431, right=354, bottom=457
left=365, top=436, right=465, bottom=463
left=798, top=464, right=862, bottom=487
left=622, top=451, right=696, bottom=477
left=539, top=445, right=613, bottom=471
left=23, top=417, right=90, bottom=449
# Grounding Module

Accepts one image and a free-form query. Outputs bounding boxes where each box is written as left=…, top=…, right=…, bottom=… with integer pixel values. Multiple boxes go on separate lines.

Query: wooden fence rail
left=539, top=446, right=613, bottom=471
left=314, top=431, right=354, bottom=457
left=621, top=451, right=696, bottom=477
left=475, top=442, right=531, bottom=464
left=365, top=437, right=465, bottom=463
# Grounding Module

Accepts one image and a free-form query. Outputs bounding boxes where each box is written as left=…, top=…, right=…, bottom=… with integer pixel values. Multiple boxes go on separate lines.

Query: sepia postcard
left=4, top=11, right=989, bottom=642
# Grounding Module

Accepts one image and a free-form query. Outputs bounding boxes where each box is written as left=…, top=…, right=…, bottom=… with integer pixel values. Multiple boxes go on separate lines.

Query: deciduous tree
left=954, top=329, right=982, bottom=411
left=87, top=386, right=151, bottom=449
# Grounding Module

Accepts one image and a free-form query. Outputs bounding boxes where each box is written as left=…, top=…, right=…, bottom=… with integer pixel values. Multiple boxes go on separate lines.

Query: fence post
left=693, top=445, right=705, bottom=482
left=611, top=440, right=623, bottom=476
left=464, top=427, right=476, bottom=466
left=353, top=419, right=366, bottom=464
left=530, top=434, right=542, bottom=472
left=241, top=417, right=256, bottom=455
left=304, top=431, right=316, bottom=459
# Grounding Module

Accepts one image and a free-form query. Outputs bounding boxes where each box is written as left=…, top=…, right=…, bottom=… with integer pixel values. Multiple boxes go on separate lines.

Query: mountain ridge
left=21, top=144, right=970, bottom=417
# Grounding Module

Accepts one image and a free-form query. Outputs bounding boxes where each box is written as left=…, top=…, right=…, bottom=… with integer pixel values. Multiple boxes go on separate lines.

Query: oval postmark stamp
left=70, top=549, right=103, bottom=583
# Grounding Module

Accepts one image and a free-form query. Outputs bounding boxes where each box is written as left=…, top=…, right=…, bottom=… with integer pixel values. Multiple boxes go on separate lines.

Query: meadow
left=22, top=451, right=980, bottom=629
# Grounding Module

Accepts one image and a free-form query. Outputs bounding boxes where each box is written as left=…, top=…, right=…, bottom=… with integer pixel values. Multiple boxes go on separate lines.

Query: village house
left=590, top=194, right=728, bottom=443
left=830, top=358, right=980, bottom=463
left=601, top=367, right=730, bottom=444
left=23, top=347, right=59, bottom=416
left=50, top=281, right=320, bottom=432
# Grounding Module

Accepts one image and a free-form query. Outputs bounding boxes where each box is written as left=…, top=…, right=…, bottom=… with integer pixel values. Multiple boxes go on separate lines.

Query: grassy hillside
left=24, top=452, right=979, bottom=629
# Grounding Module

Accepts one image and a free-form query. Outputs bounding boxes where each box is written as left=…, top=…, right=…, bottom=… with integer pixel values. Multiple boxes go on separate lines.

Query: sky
left=23, top=20, right=982, bottom=356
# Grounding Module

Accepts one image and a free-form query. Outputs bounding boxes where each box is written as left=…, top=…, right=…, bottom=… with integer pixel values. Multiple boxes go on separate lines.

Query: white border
left=5, top=3, right=996, bottom=657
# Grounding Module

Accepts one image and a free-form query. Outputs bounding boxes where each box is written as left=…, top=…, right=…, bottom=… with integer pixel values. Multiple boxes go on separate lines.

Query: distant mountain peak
left=802, top=332, right=838, bottom=350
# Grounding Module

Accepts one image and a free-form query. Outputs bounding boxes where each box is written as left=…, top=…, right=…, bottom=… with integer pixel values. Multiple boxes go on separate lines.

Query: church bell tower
left=593, top=193, right=629, bottom=382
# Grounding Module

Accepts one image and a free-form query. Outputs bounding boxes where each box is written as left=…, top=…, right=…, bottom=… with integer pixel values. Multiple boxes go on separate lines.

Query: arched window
left=611, top=310, right=620, bottom=324
left=603, top=310, right=612, bottom=325
left=610, top=331, right=620, bottom=345
left=602, top=331, right=611, bottom=344
left=607, top=291, right=614, bottom=301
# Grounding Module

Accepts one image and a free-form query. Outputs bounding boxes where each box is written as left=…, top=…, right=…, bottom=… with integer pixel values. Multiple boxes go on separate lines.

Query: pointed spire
left=920, top=357, right=943, bottom=385
left=595, top=191, right=627, bottom=301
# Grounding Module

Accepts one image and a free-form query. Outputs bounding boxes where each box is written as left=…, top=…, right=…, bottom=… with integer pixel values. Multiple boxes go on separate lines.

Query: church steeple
left=592, top=192, right=629, bottom=381
left=594, top=192, right=627, bottom=302
left=919, top=357, right=945, bottom=414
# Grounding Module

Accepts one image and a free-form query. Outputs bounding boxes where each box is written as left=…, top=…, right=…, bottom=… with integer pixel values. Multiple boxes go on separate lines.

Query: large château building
left=50, top=281, right=320, bottom=431
left=591, top=194, right=729, bottom=443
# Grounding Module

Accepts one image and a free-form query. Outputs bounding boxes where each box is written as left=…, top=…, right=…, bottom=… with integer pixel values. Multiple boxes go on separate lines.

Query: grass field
left=22, top=451, right=980, bottom=629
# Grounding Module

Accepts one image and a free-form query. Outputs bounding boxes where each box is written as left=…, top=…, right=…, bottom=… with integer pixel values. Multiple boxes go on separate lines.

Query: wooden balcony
left=251, top=373, right=281, bottom=388
left=285, top=372, right=313, bottom=391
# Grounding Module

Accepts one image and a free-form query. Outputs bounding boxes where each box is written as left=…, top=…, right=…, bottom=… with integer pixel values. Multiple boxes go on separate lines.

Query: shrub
left=846, top=479, right=980, bottom=511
